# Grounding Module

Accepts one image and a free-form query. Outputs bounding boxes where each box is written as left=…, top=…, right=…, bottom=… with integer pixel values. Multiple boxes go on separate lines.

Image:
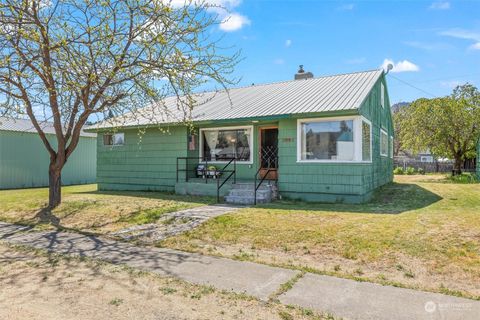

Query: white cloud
left=429, top=1, right=450, bottom=10
left=338, top=3, right=355, bottom=11
left=273, top=58, right=285, bottom=65
left=285, top=39, right=292, bottom=47
left=470, top=42, right=480, bottom=50
left=440, top=28, right=480, bottom=41
left=381, top=59, right=420, bottom=73
left=219, top=13, right=250, bottom=31
left=163, top=0, right=250, bottom=32
left=440, top=28, right=480, bottom=50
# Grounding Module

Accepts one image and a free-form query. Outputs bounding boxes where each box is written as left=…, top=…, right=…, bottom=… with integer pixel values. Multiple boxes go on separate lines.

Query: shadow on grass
left=34, top=208, right=60, bottom=226
left=260, top=182, right=443, bottom=215
left=73, top=189, right=216, bottom=205
left=72, top=183, right=442, bottom=215
left=1, top=189, right=215, bottom=236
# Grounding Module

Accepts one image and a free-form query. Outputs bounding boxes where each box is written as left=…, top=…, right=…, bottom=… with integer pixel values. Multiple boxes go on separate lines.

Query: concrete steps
left=225, top=182, right=276, bottom=205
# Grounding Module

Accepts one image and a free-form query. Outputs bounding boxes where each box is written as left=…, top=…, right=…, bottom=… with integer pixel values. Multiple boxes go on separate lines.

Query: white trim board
left=380, top=129, right=388, bottom=157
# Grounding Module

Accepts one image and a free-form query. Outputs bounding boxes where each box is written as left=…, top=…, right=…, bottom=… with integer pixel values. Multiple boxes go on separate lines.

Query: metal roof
left=94, top=69, right=383, bottom=129
left=0, top=117, right=96, bottom=137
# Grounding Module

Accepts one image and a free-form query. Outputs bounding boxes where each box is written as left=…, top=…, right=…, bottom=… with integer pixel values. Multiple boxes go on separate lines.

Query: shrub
left=393, top=167, right=404, bottom=175
left=417, top=168, right=425, bottom=175
left=405, top=167, right=416, bottom=175
left=446, top=173, right=479, bottom=184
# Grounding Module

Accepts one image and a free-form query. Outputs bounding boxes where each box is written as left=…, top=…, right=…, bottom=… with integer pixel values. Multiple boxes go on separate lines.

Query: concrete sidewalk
left=1, top=222, right=479, bottom=320
left=279, top=273, right=479, bottom=320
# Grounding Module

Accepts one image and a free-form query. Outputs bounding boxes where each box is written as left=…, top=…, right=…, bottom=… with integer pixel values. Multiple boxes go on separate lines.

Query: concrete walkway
left=279, top=273, right=480, bottom=320
left=1, top=222, right=479, bottom=320
left=111, top=204, right=242, bottom=243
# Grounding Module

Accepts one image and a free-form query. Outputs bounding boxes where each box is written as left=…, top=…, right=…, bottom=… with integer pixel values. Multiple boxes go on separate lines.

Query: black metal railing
left=217, top=158, right=236, bottom=202
left=254, top=156, right=278, bottom=205
left=176, top=157, right=236, bottom=202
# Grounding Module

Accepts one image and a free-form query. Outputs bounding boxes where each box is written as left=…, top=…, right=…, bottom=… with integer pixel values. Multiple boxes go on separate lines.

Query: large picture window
left=201, top=127, right=252, bottom=162
left=300, top=120, right=354, bottom=161
left=297, top=116, right=372, bottom=163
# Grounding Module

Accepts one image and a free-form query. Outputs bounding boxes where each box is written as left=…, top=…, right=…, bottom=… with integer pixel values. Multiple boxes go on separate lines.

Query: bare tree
left=0, top=0, right=239, bottom=208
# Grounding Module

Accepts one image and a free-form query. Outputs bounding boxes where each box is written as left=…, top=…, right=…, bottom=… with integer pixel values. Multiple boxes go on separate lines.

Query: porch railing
left=254, top=156, right=278, bottom=205
left=176, top=157, right=236, bottom=202
left=216, top=158, right=236, bottom=202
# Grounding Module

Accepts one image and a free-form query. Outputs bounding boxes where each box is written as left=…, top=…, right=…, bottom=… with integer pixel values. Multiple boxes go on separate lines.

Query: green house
left=0, top=117, right=97, bottom=189
left=91, top=69, right=394, bottom=204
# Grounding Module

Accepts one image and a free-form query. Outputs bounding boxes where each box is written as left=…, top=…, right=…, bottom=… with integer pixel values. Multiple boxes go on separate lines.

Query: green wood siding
left=0, top=131, right=96, bottom=189
left=97, top=126, right=187, bottom=191
left=358, top=75, right=394, bottom=191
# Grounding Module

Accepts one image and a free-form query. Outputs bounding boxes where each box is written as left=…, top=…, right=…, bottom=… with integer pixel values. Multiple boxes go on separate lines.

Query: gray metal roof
left=0, top=117, right=96, bottom=137
left=94, top=69, right=383, bottom=129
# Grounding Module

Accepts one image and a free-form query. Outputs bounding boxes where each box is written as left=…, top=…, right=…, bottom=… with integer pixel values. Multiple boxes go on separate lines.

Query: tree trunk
left=48, top=165, right=62, bottom=209
left=453, top=156, right=462, bottom=176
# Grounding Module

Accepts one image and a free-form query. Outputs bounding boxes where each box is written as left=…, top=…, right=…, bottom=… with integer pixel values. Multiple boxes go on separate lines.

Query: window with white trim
left=103, top=133, right=124, bottom=146
left=300, top=119, right=354, bottom=161
left=380, top=129, right=388, bottom=157
left=362, top=121, right=372, bottom=161
left=297, top=116, right=371, bottom=162
left=381, top=83, right=385, bottom=108
left=389, top=136, right=394, bottom=158
left=200, top=126, right=252, bottom=162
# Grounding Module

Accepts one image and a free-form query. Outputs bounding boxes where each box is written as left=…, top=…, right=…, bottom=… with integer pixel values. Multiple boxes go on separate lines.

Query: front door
left=259, top=127, right=278, bottom=179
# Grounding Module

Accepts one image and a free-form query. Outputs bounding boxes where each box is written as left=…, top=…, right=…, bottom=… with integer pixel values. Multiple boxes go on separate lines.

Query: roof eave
left=84, top=108, right=360, bottom=132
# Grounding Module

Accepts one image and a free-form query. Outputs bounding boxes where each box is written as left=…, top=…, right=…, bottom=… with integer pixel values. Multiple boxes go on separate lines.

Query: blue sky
left=211, top=0, right=480, bottom=103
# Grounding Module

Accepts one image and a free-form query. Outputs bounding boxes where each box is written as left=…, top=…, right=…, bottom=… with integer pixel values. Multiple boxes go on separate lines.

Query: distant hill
left=391, top=102, right=409, bottom=113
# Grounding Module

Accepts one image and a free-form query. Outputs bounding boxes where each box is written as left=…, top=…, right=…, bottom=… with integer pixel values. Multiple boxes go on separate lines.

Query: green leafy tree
left=399, top=84, right=480, bottom=174
left=0, top=0, right=239, bottom=208
left=392, top=106, right=407, bottom=156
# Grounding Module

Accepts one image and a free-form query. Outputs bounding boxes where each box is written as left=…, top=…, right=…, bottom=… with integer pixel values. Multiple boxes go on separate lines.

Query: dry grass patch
left=0, top=184, right=213, bottom=234
left=162, top=175, right=480, bottom=299
left=0, top=243, right=332, bottom=320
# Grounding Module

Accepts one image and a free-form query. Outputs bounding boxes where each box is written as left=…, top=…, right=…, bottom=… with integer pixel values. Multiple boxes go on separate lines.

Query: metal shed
left=0, top=117, right=96, bottom=189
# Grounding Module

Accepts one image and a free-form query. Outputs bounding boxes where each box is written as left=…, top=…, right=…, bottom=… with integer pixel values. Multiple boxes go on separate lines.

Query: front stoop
left=225, top=182, right=277, bottom=205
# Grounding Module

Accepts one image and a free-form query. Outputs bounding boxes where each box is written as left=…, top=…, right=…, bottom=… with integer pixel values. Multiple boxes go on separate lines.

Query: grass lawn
left=161, top=175, right=480, bottom=300
left=0, top=184, right=214, bottom=234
